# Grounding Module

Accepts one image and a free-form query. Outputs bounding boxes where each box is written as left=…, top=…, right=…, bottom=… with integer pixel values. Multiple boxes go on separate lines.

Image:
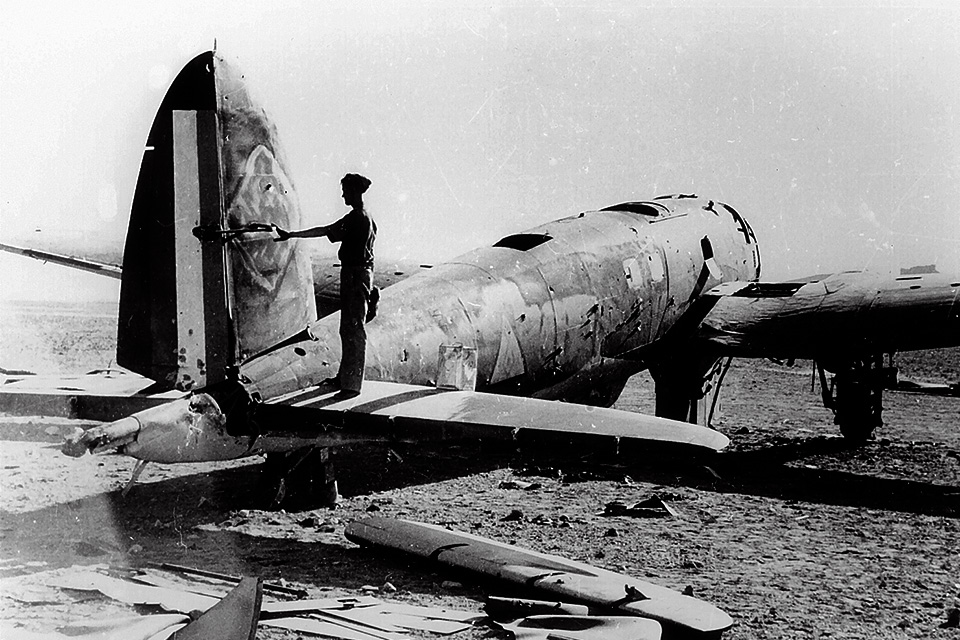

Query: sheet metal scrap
left=0, top=614, right=189, bottom=640
left=152, top=561, right=309, bottom=598
left=49, top=571, right=220, bottom=613
left=48, top=567, right=481, bottom=640
left=601, top=496, right=680, bottom=518
left=173, top=576, right=262, bottom=640
left=499, top=616, right=663, bottom=640
left=485, top=596, right=590, bottom=619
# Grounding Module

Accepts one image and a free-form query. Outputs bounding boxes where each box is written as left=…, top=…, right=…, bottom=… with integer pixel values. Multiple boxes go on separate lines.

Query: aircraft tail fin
left=118, top=52, right=315, bottom=391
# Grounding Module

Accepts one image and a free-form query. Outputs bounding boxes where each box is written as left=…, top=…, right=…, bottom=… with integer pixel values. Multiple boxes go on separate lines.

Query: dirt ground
left=1, top=299, right=958, bottom=639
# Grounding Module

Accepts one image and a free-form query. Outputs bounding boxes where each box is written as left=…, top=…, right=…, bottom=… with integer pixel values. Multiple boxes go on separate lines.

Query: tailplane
left=118, top=51, right=315, bottom=391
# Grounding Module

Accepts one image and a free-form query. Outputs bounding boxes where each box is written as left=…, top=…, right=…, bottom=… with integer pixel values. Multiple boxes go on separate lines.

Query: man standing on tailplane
left=275, top=173, right=377, bottom=398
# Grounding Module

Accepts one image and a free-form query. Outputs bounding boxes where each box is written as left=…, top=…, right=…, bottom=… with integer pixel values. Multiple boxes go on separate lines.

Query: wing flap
left=260, top=380, right=729, bottom=452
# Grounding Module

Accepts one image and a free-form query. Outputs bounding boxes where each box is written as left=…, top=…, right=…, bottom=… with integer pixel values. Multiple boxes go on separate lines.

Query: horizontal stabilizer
left=260, top=380, right=729, bottom=452
left=0, top=370, right=183, bottom=421
left=0, top=242, right=121, bottom=278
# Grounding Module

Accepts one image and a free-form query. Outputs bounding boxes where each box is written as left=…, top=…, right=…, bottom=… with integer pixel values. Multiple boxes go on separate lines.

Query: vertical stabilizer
left=119, top=52, right=315, bottom=391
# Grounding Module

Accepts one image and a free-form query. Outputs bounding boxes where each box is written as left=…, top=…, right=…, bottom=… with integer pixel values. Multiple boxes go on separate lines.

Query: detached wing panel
left=259, top=379, right=729, bottom=452
left=346, top=517, right=733, bottom=637
left=698, top=272, right=960, bottom=359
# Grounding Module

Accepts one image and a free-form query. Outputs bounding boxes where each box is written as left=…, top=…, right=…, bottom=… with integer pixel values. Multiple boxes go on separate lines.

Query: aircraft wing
left=0, top=242, right=122, bottom=279
left=697, top=271, right=960, bottom=360
left=257, top=379, right=730, bottom=452
left=1, top=238, right=424, bottom=321
left=63, top=379, right=729, bottom=464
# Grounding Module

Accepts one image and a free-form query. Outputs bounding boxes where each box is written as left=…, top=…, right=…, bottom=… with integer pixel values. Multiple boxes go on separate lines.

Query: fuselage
left=241, top=195, right=760, bottom=406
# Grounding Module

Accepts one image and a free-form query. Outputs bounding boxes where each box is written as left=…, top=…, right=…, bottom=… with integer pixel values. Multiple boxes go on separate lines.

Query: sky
left=1, top=0, right=958, bottom=302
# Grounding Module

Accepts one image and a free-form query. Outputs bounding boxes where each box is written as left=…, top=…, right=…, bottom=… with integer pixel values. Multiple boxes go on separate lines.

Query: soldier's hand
left=273, top=225, right=291, bottom=241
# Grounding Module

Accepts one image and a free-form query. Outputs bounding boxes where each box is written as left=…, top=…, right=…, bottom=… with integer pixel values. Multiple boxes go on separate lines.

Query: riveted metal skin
left=241, top=197, right=761, bottom=406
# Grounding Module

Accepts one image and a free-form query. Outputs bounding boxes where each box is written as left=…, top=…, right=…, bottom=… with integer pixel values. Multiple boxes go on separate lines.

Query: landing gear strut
left=260, top=446, right=340, bottom=510
left=817, top=355, right=897, bottom=444
left=651, top=354, right=730, bottom=427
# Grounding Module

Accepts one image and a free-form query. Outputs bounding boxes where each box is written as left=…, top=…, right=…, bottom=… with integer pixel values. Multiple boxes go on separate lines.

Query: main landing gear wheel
left=818, top=355, right=896, bottom=444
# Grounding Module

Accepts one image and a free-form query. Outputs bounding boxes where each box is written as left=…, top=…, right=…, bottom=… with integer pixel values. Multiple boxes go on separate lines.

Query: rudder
left=118, top=51, right=315, bottom=391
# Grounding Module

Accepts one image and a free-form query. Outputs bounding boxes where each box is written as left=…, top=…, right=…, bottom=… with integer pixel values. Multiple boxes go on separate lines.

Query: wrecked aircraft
left=19, top=51, right=735, bottom=472
left=1, top=48, right=958, bottom=471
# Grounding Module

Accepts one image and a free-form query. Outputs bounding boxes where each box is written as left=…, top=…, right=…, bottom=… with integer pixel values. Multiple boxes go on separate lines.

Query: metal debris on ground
left=35, top=564, right=483, bottom=640
left=0, top=614, right=190, bottom=640
left=485, top=596, right=590, bottom=619
left=498, top=480, right=542, bottom=491
left=173, top=576, right=261, bottom=640
left=345, top=517, right=733, bottom=639
left=498, top=615, right=663, bottom=640
left=600, top=496, right=680, bottom=518
left=151, top=561, right=308, bottom=598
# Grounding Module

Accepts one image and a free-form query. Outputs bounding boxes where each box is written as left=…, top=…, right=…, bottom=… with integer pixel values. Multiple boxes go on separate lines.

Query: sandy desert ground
left=0, top=299, right=958, bottom=639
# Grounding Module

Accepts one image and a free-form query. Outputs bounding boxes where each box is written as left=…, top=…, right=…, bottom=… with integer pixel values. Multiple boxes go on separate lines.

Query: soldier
left=275, top=173, right=376, bottom=397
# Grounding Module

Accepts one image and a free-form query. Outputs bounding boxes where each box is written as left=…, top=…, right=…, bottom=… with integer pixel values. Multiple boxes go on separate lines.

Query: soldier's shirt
left=327, top=207, right=376, bottom=268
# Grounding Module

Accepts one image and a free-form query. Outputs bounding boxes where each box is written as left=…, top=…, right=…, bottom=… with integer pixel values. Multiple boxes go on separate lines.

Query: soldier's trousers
left=338, top=266, right=373, bottom=392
